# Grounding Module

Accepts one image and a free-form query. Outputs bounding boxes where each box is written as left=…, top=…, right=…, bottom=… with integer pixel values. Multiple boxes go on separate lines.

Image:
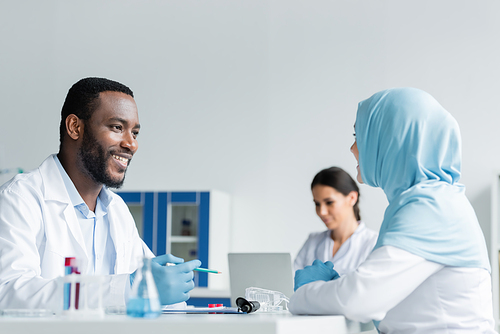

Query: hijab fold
left=356, top=88, right=489, bottom=271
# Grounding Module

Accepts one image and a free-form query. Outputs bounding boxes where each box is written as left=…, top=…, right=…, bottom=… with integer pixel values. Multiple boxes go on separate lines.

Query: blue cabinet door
left=116, top=191, right=210, bottom=287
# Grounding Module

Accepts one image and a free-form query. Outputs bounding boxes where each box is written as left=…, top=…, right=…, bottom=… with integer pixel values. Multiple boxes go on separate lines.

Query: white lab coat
left=294, top=222, right=378, bottom=275
left=0, top=155, right=153, bottom=310
left=289, top=246, right=497, bottom=333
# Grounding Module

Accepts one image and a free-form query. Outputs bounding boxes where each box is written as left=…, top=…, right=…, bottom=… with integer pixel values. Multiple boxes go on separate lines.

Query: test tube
left=64, top=257, right=76, bottom=310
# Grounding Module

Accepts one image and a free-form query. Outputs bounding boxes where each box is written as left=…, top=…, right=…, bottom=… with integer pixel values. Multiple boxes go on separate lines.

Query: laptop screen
left=227, top=253, right=294, bottom=307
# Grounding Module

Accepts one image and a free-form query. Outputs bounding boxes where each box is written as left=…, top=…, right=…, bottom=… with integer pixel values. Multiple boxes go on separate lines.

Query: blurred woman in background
left=294, top=167, right=378, bottom=275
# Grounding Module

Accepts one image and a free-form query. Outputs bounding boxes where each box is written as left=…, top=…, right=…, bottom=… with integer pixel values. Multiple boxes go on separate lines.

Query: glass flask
left=126, top=258, right=161, bottom=318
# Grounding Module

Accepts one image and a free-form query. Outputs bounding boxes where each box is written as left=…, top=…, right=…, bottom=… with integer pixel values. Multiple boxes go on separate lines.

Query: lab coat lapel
left=39, top=155, right=89, bottom=267
left=107, top=196, right=125, bottom=273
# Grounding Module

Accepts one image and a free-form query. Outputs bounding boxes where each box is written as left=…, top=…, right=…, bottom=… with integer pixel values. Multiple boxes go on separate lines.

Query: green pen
left=194, top=267, right=221, bottom=274
left=166, top=262, right=221, bottom=274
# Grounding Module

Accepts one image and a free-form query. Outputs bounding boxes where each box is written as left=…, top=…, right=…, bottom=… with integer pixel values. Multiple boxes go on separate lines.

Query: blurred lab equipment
left=181, top=219, right=192, bottom=236
left=0, top=167, right=23, bottom=174
left=64, top=257, right=78, bottom=310
left=236, top=297, right=260, bottom=313
left=245, top=287, right=289, bottom=312
left=0, top=309, right=53, bottom=317
left=127, top=257, right=161, bottom=318
left=61, top=274, right=104, bottom=318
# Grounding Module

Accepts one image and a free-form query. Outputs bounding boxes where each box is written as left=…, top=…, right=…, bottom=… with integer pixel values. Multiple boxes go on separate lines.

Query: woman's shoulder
left=355, top=222, right=379, bottom=241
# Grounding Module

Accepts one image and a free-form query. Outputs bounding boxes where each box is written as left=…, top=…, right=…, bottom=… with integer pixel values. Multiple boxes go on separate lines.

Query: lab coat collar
left=52, top=154, right=114, bottom=215
left=40, top=154, right=115, bottom=206
left=39, top=154, right=73, bottom=203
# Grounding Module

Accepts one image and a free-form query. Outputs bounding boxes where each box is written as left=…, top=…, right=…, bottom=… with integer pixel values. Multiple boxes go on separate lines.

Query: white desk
left=0, top=312, right=347, bottom=334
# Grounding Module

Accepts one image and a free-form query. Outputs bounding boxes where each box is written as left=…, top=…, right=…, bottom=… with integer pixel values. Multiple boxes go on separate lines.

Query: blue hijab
left=356, top=87, right=490, bottom=271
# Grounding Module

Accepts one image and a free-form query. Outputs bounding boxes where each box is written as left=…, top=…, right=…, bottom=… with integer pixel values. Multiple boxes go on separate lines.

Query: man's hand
left=131, top=254, right=201, bottom=305
left=151, top=254, right=201, bottom=305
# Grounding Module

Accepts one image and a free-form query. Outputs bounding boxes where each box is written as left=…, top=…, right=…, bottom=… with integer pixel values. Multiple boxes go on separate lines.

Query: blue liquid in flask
left=127, top=297, right=161, bottom=318
left=127, top=258, right=161, bottom=318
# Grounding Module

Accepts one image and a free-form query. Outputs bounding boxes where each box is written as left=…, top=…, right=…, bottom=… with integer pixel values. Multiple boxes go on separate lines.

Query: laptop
left=227, top=253, right=295, bottom=307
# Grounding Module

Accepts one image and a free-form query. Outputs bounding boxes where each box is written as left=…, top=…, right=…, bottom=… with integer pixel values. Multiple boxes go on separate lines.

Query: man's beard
left=77, top=126, right=128, bottom=189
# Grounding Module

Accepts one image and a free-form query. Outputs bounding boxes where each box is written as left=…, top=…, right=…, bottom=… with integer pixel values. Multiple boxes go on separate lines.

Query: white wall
left=1, top=1, right=499, bottom=258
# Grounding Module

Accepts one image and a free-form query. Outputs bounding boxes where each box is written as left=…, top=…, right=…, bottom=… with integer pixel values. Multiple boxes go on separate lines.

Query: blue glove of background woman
left=130, top=254, right=201, bottom=305
left=294, top=260, right=340, bottom=291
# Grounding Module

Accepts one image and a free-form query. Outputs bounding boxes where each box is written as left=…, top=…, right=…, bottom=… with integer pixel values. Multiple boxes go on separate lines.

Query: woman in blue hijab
left=288, top=88, right=496, bottom=333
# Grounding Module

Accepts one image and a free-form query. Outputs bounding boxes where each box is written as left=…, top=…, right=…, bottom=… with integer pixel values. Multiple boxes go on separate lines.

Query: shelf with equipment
left=115, top=190, right=230, bottom=291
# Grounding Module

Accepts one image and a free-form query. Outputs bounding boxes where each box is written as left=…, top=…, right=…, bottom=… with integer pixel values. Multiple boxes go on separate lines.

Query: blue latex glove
left=129, top=254, right=188, bottom=285
left=294, top=260, right=340, bottom=291
left=131, top=254, right=201, bottom=305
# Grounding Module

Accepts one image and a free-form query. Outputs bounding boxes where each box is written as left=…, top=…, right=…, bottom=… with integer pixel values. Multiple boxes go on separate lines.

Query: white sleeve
left=0, top=185, right=62, bottom=309
left=288, top=245, right=443, bottom=323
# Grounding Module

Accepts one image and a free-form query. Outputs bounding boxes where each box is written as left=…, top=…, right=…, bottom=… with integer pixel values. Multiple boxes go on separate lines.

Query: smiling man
left=0, top=77, right=200, bottom=310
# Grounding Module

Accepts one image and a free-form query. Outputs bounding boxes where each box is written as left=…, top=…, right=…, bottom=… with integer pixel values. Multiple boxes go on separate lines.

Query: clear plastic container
left=245, top=287, right=290, bottom=312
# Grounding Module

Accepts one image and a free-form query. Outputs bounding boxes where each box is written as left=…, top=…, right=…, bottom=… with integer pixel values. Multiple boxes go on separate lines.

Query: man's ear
left=65, top=114, right=84, bottom=141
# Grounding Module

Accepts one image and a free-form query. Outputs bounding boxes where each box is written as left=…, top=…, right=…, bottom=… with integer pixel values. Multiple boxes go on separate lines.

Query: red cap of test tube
left=65, top=257, right=76, bottom=267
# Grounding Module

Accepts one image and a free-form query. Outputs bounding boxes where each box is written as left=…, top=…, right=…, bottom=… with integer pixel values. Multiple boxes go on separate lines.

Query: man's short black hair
left=59, top=77, right=134, bottom=145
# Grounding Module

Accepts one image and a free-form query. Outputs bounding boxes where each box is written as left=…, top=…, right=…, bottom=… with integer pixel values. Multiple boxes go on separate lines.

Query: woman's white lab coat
left=0, top=155, right=153, bottom=310
left=294, top=222, right=378, bottom=275
left=289, top=246, right=497, bottom=333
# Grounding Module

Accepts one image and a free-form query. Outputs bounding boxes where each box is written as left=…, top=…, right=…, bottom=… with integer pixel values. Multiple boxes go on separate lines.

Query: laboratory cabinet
left=491, top=173, right=500, bottom=329
left=115, top=190, right=230, bottom=291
